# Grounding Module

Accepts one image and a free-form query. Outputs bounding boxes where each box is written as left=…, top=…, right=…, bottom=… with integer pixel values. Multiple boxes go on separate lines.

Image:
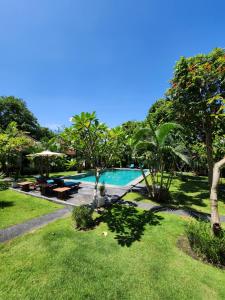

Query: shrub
left=72, top=206, right=93, bottom=230
left=185, top=220, right=225, bottom=266
left=0, top=173, right=9, bottom=191
left=153, top=186, right=171, bottom=203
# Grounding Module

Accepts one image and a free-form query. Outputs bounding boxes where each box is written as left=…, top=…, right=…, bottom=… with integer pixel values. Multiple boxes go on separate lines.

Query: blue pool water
left=67, top=169, right=143, bottom=186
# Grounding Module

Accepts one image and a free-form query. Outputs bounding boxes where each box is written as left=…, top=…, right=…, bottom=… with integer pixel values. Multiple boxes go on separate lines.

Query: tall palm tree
left=133, top=122, right=189, bottom=202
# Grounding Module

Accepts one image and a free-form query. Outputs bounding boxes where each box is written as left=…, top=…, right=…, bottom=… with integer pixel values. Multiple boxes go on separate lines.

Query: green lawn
left=0, top=190, right=61, bottom=229
left=50, top=170, right=78, bottom=177
left=123, top=173, right=225, bottom=215
left=0, top=208, right=225, bottom=299
left=123, top=191, right=156, bottom=204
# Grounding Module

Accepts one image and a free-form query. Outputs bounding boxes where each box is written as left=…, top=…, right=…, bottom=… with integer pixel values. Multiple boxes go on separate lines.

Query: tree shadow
left=98, top=204, right=163, bottom=247
left=177, top=178, right=208, bottom=193
left=0, top=201, right=14, bottom=209
left=171, top=177, right=225, bottom=207
left=171, top=191, right=209, bottom=208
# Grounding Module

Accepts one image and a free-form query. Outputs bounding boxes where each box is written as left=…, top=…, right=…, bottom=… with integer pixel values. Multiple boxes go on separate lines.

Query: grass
left=123, top=191, right=156, bottom=204
left=50, top=170, right=78, bottom=177
left=1, top=208, right=225, bottom=299
left=169, top=174, right=225, bottom=214
left=0, top=190, right=61, bottom=229
left=123, top=173, right=225, bottom=215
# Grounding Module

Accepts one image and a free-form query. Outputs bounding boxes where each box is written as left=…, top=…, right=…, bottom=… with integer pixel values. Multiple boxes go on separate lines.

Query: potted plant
left=99, top=183, right=106, bottom=197
left=97, top=183, right=106, bottom=207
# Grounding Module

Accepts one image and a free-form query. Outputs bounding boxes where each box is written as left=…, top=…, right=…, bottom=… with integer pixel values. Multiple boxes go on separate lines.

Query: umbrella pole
left=40, top=157, right=43, bottom=177
left=46, top=156, right=49, bottom=178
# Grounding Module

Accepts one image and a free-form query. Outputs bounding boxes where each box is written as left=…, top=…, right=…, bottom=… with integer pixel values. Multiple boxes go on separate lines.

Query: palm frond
left=134, top=128, right=154, bottom=143
left=162, top=145, right=189, bottom=165
left=155, top=122, right=183, bottom=146
left=134, top=141, right=156, bottom=153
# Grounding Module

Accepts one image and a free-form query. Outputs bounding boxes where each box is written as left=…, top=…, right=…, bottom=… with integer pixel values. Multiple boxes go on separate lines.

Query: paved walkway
left=0, top=208, right=69, bottom=243
left=1, top=194, right=225, bottom=244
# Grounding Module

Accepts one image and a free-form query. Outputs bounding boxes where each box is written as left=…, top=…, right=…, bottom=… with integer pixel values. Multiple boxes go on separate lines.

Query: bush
left=185, top=220, right=225, bottom=266
left=72, top=206, right=93, bottom=230
left=153, top=186, right=171, bottom=203
left=0, top=181, right=9, bottom=191
left=0, top=173, right=9, bottom=191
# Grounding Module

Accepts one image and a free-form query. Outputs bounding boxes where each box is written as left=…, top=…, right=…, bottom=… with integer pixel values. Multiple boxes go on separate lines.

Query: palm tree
left=133, top=122, right=189, bottom=202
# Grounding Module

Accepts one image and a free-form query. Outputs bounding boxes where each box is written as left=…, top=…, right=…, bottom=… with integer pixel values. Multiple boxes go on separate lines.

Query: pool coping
left=64, top=168, right=148, bottom=189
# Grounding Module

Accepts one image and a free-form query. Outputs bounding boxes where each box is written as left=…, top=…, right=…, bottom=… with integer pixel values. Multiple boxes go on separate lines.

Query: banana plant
left=133, top=122, right=189, bottom=201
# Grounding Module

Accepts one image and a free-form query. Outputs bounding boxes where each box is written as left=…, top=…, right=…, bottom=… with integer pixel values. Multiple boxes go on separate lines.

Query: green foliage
left=65, top=159, right=77, bottom=170
left=186, top=220, right=225, bottom=266
left=0, top=122, right=34, bottom=176
left=0, top=173, right=8, bottom=191
left=72, top=205, right=93, bottom=229
left=167, top=48, right=225, bottom=180
left=63, top=112, right=108, bottom=168
left=146, top=98, right=174, bottom=125
left=0, top=96, right=39, bottom=137
left=0, top=96, right=54, bottom=141
left=133, top=121, right=189, bottom=200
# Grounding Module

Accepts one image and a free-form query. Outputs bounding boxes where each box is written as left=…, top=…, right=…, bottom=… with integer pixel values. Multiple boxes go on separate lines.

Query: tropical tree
left=0, top=122, right=34, bottom=176
left=104, top=126, right=127, bottom=167
left=0, top=96, right=54, bottom=140
left=133, top=122, right=189, bottom=202
left=146, top=98, right=174, bottom=125
left=61, top=112, right=109, bottom=205
left=121, top=120, right=143, bottom=166
left=167, top=48, right=225, bottom=186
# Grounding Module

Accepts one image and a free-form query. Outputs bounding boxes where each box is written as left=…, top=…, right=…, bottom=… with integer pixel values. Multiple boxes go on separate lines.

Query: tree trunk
left=140, top=166, right=152, bottom=198
left=205, top=120, right=214, bottom=187
left=210, top=156, right=225, bottom=235
left=93, top=168, right=100, bottom=207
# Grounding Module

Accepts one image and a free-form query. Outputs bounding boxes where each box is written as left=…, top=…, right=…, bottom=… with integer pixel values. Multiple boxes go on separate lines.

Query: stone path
left=0, top=207, right=70, bottom=243
left=2, top=188, right=225, bottom=243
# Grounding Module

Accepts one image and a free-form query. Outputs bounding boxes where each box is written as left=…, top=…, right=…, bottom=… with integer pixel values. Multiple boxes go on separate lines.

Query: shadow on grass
left=171, top=191, right=209, bottom=208
left=171, top=177, right=225, bottom=207
left=99, top=204, right=163, bottom=247
left=0, top=201, right=14, bottom=209
left=133, top=175, right=212, bottom=209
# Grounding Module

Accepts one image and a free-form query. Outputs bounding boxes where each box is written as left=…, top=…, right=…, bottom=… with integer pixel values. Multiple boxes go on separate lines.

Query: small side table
left=18, top=181, right=33, bottom=192
left=53, top=187, right=71, bottom=200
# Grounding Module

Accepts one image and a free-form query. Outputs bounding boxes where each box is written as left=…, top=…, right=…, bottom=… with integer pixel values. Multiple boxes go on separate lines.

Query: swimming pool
left=66, top=169, right=144, bottom=186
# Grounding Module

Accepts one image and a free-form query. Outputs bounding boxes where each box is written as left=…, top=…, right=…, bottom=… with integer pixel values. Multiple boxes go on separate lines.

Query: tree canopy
left=0, top=96, right=54, bottom=141
left=166, top=48, right=225, bottom=184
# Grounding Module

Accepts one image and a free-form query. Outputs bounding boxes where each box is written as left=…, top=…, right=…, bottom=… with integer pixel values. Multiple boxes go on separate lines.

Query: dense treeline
left=147, top=48, right=225, bottom=179
left=0, top=48, right=224, bottom=180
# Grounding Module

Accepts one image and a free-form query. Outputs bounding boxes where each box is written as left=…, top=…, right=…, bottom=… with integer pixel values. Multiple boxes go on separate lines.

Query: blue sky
left=0, top=0, right=225, bottom=129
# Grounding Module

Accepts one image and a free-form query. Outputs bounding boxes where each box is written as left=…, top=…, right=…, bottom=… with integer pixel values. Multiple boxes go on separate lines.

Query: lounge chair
left=53, top=178, right=80, bottom=190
